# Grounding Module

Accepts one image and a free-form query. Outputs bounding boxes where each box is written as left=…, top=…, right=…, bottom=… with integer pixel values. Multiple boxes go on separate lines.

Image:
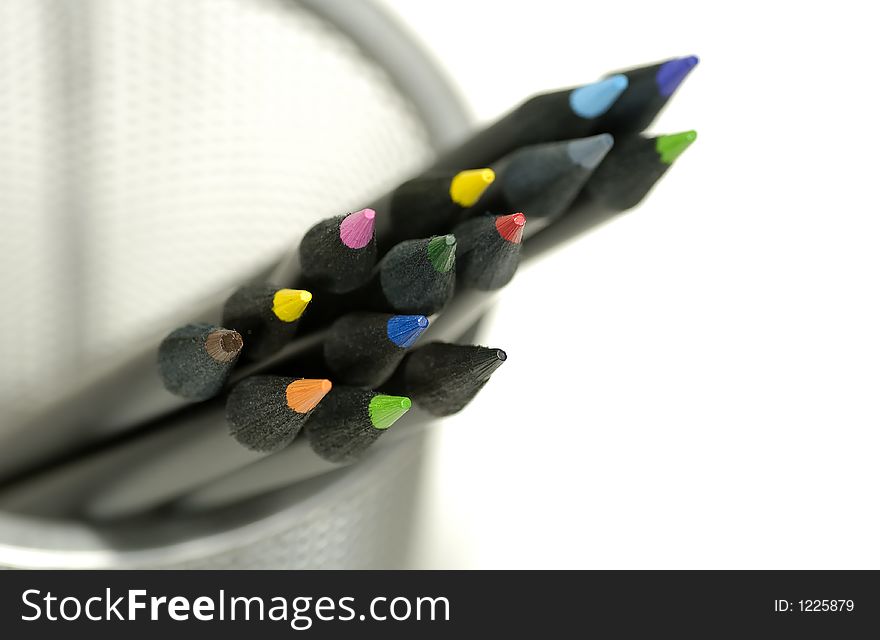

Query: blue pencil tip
left=655, top=55, right=699, bottom=97
left=566, top=133, right=614, bottom=170
left=387, top=315, right=429, bottom=348
left=569, top=74, right=628, bottom=119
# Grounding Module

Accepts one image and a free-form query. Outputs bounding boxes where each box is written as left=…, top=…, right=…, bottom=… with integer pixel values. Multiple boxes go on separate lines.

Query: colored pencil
left=299, top=208, right=377, bottom=294
left=324, top=312, right=429, bottom=387
left=431, top=56, right=697, bottom=171
left=157, top=324, right=243, bottom=401
left=590, top=56, right=699, bottom=137
left=384, top=168, right=495, bottom=248
left=179, top=388, right=412, bottom=511
left=525, top=131, right=698, bottom=258
left=384, top=342, right=507, bottom=416
left=468, top=135, right=614, bottom=238
left=222, top=284, right=312, bottom=360
left=306, top=387, right=411, bottom=463
left=377, top=235, right=457, bottom=314
left=0, top=307, right=247, bottom=483
left=583, top=130, right=698, bottom=211
left=226, top=376, right=332, bottom=452
left=454, top=213, right=526, bottom=290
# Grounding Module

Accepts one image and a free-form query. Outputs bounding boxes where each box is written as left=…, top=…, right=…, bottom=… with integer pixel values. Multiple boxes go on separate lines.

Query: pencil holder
left=0, top=0, right=468, bottom=568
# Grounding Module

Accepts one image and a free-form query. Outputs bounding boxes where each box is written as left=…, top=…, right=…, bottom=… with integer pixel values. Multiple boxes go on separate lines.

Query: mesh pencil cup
left=0, top=0, right=467, bottom=568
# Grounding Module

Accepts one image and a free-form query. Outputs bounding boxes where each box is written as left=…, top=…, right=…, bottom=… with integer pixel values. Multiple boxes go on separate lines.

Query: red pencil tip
left=495, top=213, right=526, bottom=244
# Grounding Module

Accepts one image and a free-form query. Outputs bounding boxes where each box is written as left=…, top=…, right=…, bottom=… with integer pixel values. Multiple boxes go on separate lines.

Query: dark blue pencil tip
left=655, top=55, right=699, bottom=97
left=569, top=74, right=628, bottom=119
left=387, top=315, right=429, bottom=348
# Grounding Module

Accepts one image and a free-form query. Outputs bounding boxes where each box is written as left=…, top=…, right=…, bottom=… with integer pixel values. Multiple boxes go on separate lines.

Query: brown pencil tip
left=204, top=329, right=243, bottom=363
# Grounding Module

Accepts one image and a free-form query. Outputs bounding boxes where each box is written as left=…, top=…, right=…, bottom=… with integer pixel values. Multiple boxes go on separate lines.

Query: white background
left=379, top=0, right=880, bottom=568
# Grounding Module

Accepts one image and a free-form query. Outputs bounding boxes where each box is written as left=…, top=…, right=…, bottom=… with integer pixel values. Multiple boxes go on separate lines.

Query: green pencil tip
left=655, top=130, right=697, bottom=165
left=369, top=395, right=412, bottom=430
left=427, top=235, right=457, bottom=273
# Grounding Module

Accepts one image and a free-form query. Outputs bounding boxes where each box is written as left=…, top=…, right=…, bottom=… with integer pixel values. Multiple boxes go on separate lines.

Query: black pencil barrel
left=385, top=342, right=507, bottom=416
left=300, top=211, right=377, bottom=294
left=222, top=284, right=309, bottom=360
left=324, top=312, right=427, bottom=387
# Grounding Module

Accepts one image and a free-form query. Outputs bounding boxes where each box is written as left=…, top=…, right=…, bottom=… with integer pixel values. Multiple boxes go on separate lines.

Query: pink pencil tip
left=339, top=208, right=376, bottom=249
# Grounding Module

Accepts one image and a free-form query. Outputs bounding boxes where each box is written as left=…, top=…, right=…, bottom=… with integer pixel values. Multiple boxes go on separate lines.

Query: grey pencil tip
left=567, top=133, right=614, bottom=170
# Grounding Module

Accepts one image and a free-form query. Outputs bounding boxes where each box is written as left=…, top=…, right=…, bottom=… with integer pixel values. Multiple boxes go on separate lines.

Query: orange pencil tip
left=286, top=378, right=332, bottom=413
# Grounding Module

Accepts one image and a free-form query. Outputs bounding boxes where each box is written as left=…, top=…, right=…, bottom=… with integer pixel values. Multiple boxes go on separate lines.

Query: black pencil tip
left=474, top=347, right=507, bottom=380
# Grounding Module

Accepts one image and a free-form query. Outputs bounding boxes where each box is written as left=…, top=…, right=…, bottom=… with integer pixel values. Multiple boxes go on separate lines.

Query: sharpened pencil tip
left=286, top=378, right=332, bottom=413
left=387, top=315, right=430, bottom=348
left=427, top=235, right=457, bottom=273
left=449, top=168, right=495, bottom=207
left=495, top=213, right=526, bottom=244
left=474, top=346, right=507, bottom=380
left=567, top=133, right=614, bottom=170
left=369, top=394, right=412, bottom=430
left=339, top=208, right=377, bottom=249
left=569, top=74, right=628, bottom=119
left=205, top=328, right=244, bottom=363
left=655, top=130, right=697, bottom=164
left=272, top=289, right=312, bottom=323
left=655, top=55, right=699, bottom=97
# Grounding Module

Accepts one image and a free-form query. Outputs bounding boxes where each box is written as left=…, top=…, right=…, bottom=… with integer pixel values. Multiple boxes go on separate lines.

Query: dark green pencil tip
left=369, top=395, right=412, bottom=430
left=655, top=130, right=697, bottom=165
left=427, top=235, right=457, bottom=273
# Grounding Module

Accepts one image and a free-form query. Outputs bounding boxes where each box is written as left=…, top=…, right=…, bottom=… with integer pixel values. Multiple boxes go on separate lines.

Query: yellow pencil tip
left=272, top=289, right=312, bottom=323
left=449, top=168, right=495, bottom=207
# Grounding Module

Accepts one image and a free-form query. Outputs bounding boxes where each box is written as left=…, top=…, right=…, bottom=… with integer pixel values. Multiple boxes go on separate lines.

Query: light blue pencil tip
left=566, top=133, right=614, bottom=170
left=387, top=315, right=429, bottom=348
left=569, top=74, right=628, bottom=119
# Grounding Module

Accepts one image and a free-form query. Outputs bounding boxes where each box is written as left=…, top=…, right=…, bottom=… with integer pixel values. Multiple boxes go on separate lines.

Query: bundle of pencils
left=0, top=56, right=699, bottom=518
